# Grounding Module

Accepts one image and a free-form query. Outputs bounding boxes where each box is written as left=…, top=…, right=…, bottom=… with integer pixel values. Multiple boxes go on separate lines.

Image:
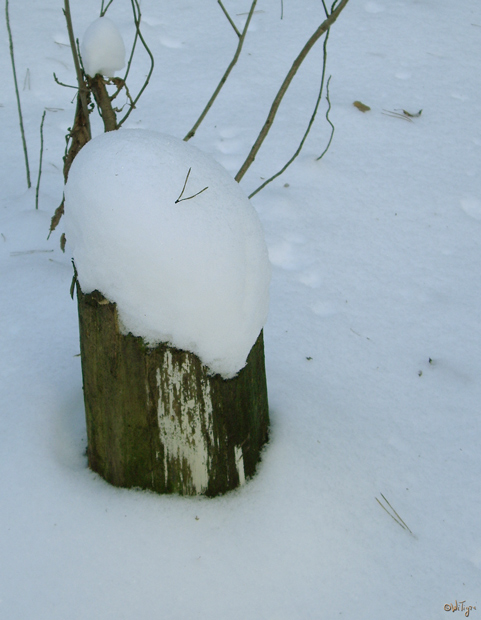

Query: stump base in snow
left=77, top=287, right=269, bottom=496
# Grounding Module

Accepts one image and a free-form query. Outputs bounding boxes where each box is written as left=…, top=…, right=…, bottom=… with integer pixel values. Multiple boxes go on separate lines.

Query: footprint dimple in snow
left=450, top=92, right=468, bottom=101
left=218, top=126, right=241, bottom=139
left=268, top=241, right=303, bottom=271
left=460, top=197, right=481, bottom=221
left=159, top=35, right=183, bottom=49
left=310, top=300, right=339, bottom=318
left=284, top=231, right=306, bottom=245
left=143, top=16, right=164, bottom=27
left=395, top=71, right=412, bottom=80
left=216, top=138, right=244, bottom=155
left=298, top=271, right=323, bottom=289
left=365, top=2, right=385, bottom=13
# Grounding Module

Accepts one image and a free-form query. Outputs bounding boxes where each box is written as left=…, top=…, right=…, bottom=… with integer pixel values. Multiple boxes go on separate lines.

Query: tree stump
left=76, top=286, right=269, bottom=496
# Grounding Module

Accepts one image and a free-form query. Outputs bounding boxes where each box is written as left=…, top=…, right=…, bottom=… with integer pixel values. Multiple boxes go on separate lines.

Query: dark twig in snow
left=175, top=168, right=209, bottom=204
left=235, top=0, right=350, bottom=183
left=6, top=0, right=31, bottom=188
left=70, top=260, right=78, bottom=299
left=382, top=109, right=416, bottom=122
left=35, top=110, right=47, bottom=210
left=183, top=0, right=258, bottom=141
left=376, top=494, right=415, bottom=537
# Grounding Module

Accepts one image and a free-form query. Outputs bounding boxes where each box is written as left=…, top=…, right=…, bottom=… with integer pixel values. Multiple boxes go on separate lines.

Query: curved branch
left=248, top=29, right=331, bottom=198
left=117, top=0, right=154, bottom=128
left=183, top=0, right=257, bottom=141
left=235, top=0, right=349, bottom=183
left=316, top=75, right=334, bottom=161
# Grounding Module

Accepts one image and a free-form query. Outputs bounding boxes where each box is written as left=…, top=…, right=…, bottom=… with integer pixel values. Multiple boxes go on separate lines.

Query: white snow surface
left=1, top=0, right=481, bottom=618
left=64, top=129, right=270, bottom=378
left=80, top=17, right=125, bottom=77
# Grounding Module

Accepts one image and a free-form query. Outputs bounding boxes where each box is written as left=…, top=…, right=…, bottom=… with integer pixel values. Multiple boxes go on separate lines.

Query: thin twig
left=100, top=0, right=114, bottom=17
left=382, top=109, right=412, bottom=122
left=376, top=494, right=415, bottom=536
left=280, top=0, right=284, bottom=20
left=184, top=0, right=258, bottom=141
left=6, top=0, right=31, bottom=188
left=235, top=0, right=350, bottom=183
left=380, top=493, right=414, bottom=535
left=35, top=110, right=47, bottom=210
left=175, top=168, right=209, bottom=204
left=122, top=2, right=141, bottom=85
left=176, top=167, right=192, bottom=201
left=316, top=75, right=334, bottom=160
left=249, top=29, right=331, bottom=198
left=218, top=0, right=241, bottom=37
left=53, top=72, right=77, bottom=89
left=117, top=0, right=154, bottom=128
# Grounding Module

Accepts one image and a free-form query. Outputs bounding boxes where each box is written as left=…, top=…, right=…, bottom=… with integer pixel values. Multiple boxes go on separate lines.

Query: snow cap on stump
left=64, top=129, right=271, bottom=378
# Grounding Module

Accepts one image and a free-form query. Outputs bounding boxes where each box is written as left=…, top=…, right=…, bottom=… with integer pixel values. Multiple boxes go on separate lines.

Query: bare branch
left=122, top=2, right=141, bottom=85
left=248, top=28, right=331, bottom=198
left=218, top=0, right=241, bottom=37
left=117, top=0, right=154, bottom=128
left=183, top=0, right=257, bottom=141
left=63, top=0, right=91, bottom=141
left=6, top=0, right=31, bottom=188
left=235, top=0, right=350, bottom=183
left=35, top=110, right=47, bottom=210
left=316, top=75, right=334, bottom=161
left=53, top=72, right=77, bottom=89
left=100, top=0, right=114, bottom=17
left=87, top=74, right=118, bottom=132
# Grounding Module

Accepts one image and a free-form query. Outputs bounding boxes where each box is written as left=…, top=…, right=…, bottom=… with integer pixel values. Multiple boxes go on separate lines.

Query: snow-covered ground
left=1, top=1, right=480, bottom=618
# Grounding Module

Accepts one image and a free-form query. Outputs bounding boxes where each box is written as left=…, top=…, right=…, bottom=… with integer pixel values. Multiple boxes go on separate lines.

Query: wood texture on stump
left=76, top=287, right=269, bottom=497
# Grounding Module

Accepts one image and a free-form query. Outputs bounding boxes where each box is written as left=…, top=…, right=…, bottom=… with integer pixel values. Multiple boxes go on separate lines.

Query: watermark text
left=444, top=601, right=477, bottom=617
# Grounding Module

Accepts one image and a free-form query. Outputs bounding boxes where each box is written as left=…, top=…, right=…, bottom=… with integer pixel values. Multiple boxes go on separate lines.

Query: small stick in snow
left=175, top=168, right=209, bottom=204
left=376, top=493, right=415, bottom=537
left=382, top=108, right=422, bottom=122
left=35, top=110, right=47, bottom=210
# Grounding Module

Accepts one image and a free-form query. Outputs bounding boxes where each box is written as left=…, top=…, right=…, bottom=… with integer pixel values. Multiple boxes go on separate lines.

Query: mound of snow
left=80, top=17, right=125, bottom=78
left=64, top=129, right=271, bottom=378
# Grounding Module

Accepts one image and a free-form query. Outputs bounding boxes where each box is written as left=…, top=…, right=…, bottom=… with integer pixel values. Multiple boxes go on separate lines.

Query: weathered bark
left=76, top=287, right=269, bottom=496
